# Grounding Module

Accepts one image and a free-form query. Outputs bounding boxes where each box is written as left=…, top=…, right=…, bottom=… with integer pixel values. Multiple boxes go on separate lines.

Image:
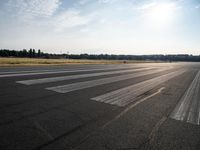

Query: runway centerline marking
left=46, top=68, right=170, bottom=94
left=16, top=67, right=154, bottom=85
left=170, top=70, right=200, bottom=125
left=91, top=70, right=185, bottom=107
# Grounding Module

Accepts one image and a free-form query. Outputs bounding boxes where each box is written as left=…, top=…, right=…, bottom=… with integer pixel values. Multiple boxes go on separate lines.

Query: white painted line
left=0, top=66, right=133, bottom=75
left=17, top=67, right=154, bottom=85
left=103, top=87, right=166, bottom=128
left=0, top=69, right=69, bottom=75
left=91, top=70, right=185, bottom=107
left=0, top=66, right=141, bottom=78
left=170, top=71, right=200, bottom=125
left=46, top=68, right=172, bottom=94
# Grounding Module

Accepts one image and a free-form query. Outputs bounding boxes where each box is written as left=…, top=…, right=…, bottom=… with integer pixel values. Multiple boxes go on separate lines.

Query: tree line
left=0, top=49, right=200, bottom=62
left=0, top=49, right=42, bottom=58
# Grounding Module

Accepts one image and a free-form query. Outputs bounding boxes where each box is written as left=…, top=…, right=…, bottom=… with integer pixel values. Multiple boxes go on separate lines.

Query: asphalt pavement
left=0, top=63, right=200, bottom=150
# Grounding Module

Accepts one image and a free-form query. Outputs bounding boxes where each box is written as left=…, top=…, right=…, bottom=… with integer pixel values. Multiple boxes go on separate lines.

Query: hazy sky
left=0, top=0, right=200, bottom=55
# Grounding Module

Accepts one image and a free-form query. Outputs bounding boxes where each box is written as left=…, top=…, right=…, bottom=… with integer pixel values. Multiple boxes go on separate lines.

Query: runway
left=0, top=63, right=200, bottom=150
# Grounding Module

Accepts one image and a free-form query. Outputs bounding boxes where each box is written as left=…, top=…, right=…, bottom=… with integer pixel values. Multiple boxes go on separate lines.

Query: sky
left=0, top=0, right=200, bottom=55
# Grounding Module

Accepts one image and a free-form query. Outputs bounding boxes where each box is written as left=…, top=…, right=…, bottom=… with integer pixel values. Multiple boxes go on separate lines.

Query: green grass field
left=0, top=57, right=160, bottom=66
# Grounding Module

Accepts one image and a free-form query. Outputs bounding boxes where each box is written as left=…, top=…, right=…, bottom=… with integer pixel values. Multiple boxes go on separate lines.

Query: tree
left=29, top=48, right=33, bottom=57
left=32, top=49, right=36, bottom=57
left=38, top=49, right=41, bottom=57
left=22, top=49, right=28, bottom=57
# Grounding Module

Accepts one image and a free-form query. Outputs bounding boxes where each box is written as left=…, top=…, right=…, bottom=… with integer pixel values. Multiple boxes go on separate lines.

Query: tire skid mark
left=102, top=87, right=165, bottom=128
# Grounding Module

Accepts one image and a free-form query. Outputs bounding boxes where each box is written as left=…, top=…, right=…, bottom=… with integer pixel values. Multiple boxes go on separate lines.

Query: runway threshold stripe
left=46, top=68, right=170, bottom=94
left=91, top=69, right=185, bottom=107
left=170, top=70, right=200, bottom=125
left=0, top=69, right=73, bottom=75
left=16, top=67, right=154, bottom=85
left=0, top=66, right=140, bottom=78
left=0, top=66, right=129, bottom=75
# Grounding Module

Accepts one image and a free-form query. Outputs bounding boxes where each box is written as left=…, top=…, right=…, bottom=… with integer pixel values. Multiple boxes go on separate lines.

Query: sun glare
left=148, top=2, right=176, bottom=27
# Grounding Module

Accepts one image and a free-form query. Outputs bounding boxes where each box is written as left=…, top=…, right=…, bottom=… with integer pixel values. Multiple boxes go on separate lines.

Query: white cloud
left=135, top=1, right=181, bottom=12
left=98, top=0, right=118, bottom=4
left=6, top=0, right=61, bottom=17
left=54, top=10, right=91, bottom=32
left=78, top=0, right=92, bottom=5
left=78, top=0, right=116, bottom=5
left=98, top=0, right=110, bottom=3
left=136, top=2, right=157, bottom=10
left=4, top=0, right=92, bottom=32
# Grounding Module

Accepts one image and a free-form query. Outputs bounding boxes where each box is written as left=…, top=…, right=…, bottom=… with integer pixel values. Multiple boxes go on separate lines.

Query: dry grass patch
left=0, top=57, right=157, bottom=66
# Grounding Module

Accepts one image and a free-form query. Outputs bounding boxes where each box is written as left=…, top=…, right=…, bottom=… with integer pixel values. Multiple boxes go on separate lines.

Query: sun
left=147, top=2, right=176, bottom=26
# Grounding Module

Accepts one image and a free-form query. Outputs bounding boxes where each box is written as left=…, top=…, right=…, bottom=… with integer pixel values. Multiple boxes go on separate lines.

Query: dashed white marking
left=0, top=66, right=140, bottom=78
left=103, top=87, right=166, bottom=128
left=170, top=71, right=200, bottom=125
left=91, top=70, right=185, bottom=107
left=0, top=69, right=70, bottom=75
left=16, top=67, right=154, bottom=85
left=46, top=68, right=169, bottom=94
